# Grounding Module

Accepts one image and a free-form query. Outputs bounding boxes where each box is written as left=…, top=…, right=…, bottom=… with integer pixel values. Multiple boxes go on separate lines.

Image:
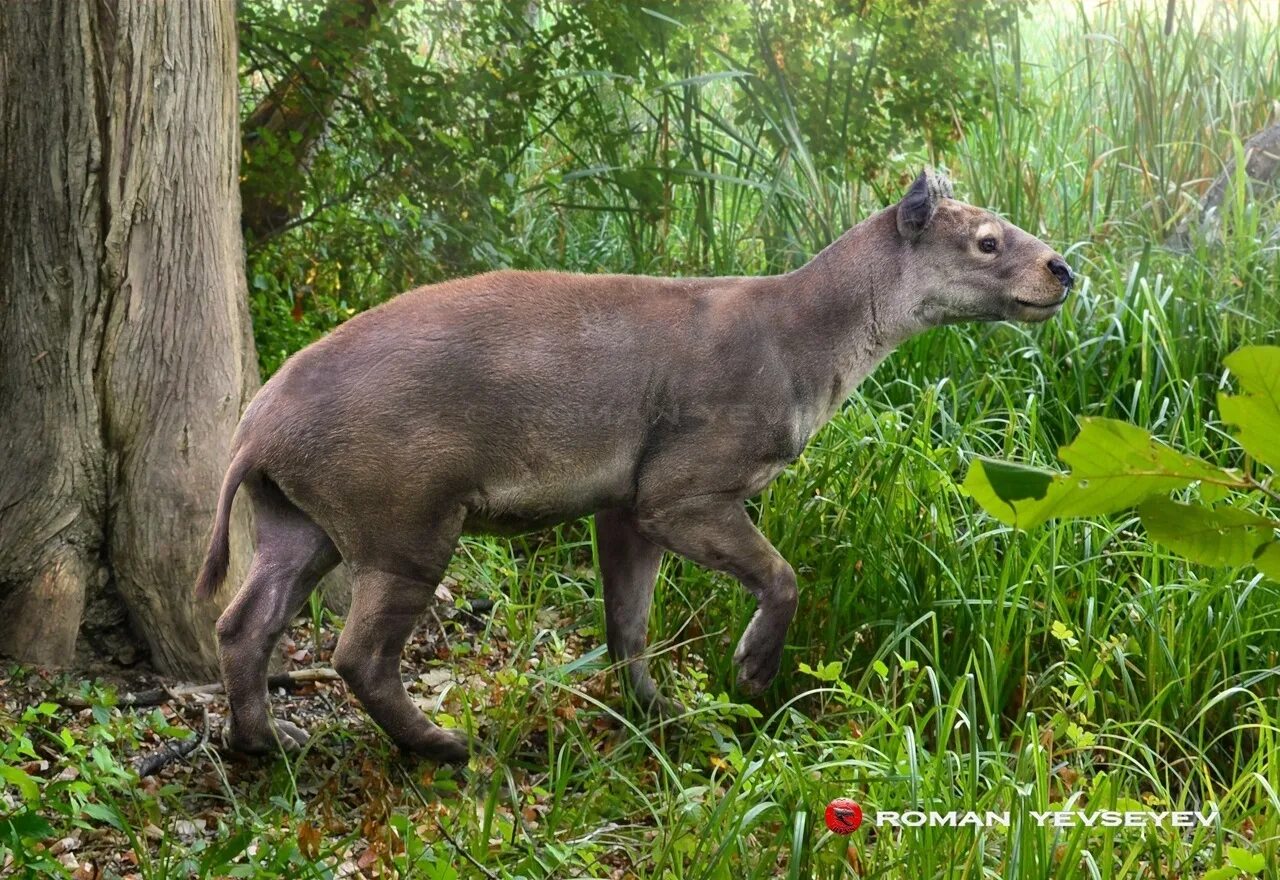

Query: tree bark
left=0, top=0, right=256, bottom=677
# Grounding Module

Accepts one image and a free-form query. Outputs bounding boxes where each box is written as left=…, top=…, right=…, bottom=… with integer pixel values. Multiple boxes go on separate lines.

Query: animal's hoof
left=622, top=684, right=685, bottom=719
left=418, top=728, right=470, bottom=765
left=274, top=719, right=311, bottom=751
left=736, top=667, right=771, bottom=697
left=651, top=695, right=687, bottom=718
left=734, top=648, right=781, bottom=696
left=223, top=718, right=310, bottom=755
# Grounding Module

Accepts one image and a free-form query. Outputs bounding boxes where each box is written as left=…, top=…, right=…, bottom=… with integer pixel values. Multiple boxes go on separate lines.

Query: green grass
left=4, top=1, right=1280, bottom=878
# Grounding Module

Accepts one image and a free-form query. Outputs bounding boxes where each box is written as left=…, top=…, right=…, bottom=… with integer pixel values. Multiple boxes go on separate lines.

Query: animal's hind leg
left=332, top=509, right=468, bottom=763
left=215, top=476, right=339, bottom=754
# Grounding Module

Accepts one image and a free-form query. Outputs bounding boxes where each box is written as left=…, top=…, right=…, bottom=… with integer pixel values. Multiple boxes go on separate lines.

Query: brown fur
left=197, top=171, right=1071, bottom=761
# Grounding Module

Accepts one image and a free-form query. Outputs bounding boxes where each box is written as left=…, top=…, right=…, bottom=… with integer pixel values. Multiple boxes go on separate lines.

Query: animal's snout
left=1047, top=256, right=1074, bottom=290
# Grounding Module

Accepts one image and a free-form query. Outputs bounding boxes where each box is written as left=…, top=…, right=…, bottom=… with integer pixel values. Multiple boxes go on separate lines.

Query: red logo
left=825, top=798, right=863, bottom=834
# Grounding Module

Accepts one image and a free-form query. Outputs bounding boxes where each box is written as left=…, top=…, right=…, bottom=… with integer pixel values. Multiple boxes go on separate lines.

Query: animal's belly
left=461, top=509, right=591, bottom=536
left=462, top=451, right=636, bottom=536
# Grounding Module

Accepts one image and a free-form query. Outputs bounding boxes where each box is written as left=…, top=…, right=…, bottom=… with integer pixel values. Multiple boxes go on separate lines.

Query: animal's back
left=234, top=270, right=740, bottom=541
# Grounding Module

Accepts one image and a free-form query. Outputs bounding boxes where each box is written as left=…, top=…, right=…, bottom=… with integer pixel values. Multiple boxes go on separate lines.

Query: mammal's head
left=895, top=169, right=1073, bottom=325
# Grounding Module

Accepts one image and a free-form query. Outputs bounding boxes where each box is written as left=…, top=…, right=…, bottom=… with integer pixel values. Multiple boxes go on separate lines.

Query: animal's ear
left=896, top=169, right=953, bottom=240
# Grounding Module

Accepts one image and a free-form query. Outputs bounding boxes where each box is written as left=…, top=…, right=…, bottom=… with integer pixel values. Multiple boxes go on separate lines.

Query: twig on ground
left=134, top=706, right=210, bottom=778
left=263, top=667, right=342, bottom=691
left=62, top=667, right=343, bottom=709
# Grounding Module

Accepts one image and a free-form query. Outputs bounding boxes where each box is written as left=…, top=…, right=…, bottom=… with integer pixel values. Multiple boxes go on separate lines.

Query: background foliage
left=240, top=0, right=1025, bottom=372
left=5, top=0, right=1280, bottom=877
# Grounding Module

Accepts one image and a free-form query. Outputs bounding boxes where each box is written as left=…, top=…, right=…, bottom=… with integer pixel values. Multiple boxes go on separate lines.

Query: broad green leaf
left=1226, top=846, right=1266, bottom=873
left=0, top=810, right=53, bottom=841
left=1056, top=417, right=1232, bottom=489
left=0, top=764, right=39, bottom=802
left=963, top=418, right=1239, bottom=529
left=1138, top=498, right=1277, bottom=567
left=1113, top=796, right=1146, bottom=813
left=1253, top=542, right=1280, bottom=582
left=1201, top=867, right=1241, bottom=880
left=1201, top=481, right=1230, bottom=503
left=1219, top=346, right=1280, bottom=471
left=81, top=801, right=126, bottom=830
left=973, top=459, right=1054, bottom=502
left=963, top=457, right=1093, bottom=528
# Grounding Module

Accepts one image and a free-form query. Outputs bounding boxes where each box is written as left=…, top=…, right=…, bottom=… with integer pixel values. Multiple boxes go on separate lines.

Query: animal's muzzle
left=1047, top=256, right=1074, bottom=290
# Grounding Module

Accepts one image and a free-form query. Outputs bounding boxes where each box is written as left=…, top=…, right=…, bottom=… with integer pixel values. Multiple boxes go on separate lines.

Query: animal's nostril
left=1047, top=257, right=1074, bottom=289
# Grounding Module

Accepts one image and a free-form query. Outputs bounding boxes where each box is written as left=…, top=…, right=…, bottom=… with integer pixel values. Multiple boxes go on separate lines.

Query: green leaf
left=1050, top=621, right=1080, bottom=649
left=81, top=801, right=126, bottom=830
left=0, top=809, right=53, bottom=842
left=201, top=828, right=254, bottom=873
left=1138, top=498, right=1277, bottom=568
left=1219, top=346, right=1280, bottom=471
left=1202, top=867, right=1242, bottom=880
left=963, top=418, right=1239, bottom=529
left=1226, top=846, right=1265, bottom=873
left=1254, top=542, right=1280, bottom=581
left=0, top=764, right=39, bottom=803
left=1200, top=481, right=1230, bottom=504
left=1065, top=722, right=1095, bottom=748
left=973, top=459, right=1054, bottom=501
left=1113, top=796, right=1146, bottom=813
left=961, top=459, right=1055, bottom=526
left=797, top=660, right=842, bottom=682
left=1056, top=417, right=1232, bottom=491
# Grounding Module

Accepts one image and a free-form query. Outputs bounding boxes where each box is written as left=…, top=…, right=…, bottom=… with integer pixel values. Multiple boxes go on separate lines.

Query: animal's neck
left=756, top=207, right=927, bottom=421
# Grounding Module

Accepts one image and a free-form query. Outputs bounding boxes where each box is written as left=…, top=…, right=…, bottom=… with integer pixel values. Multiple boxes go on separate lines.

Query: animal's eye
left=978, top=236, right=998, bottom=254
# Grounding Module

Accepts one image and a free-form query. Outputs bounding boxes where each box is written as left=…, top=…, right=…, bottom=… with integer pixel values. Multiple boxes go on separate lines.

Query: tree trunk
left=0, top=0, right=256, bottom=678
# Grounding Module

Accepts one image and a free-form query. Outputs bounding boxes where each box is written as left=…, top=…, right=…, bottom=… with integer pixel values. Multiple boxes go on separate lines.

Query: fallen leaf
left=50, top=837, right=80, bottom=856
left=356, top=846, right=379, bottom=873
left=298, top=821, right=322, bottom=861
left=173, top=819, right=205, bottom=839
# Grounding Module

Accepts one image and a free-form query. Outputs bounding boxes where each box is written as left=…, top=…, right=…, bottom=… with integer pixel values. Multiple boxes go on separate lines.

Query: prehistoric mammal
left=196, top=170, right=1073, bottom=763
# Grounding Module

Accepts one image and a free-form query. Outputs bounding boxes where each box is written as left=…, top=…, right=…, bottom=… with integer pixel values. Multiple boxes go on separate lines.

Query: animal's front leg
left=596, top=509, right=685, bottom=716
left=635, top=499, right=798, bottom=695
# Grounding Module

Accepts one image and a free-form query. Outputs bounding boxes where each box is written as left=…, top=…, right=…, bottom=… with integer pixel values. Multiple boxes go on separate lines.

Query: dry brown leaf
left=297, top=821, right=322, bottom=861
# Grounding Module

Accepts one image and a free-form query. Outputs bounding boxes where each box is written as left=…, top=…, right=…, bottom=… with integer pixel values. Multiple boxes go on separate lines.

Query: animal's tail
left=194, top=448, right=255, bottom=599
